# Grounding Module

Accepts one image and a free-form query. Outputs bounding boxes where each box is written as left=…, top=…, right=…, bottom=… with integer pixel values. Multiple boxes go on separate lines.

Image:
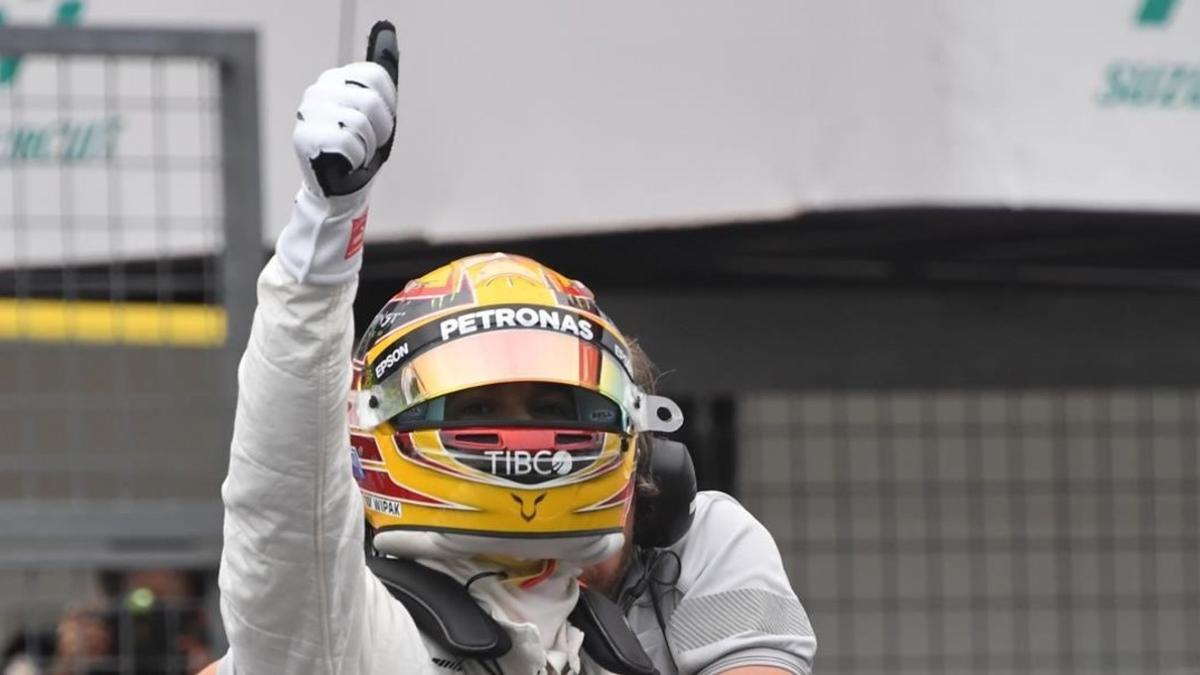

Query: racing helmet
left=349, top=253, right=683, bottom=563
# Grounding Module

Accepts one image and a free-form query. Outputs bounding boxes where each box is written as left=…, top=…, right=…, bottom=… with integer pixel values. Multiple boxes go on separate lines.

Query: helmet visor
left=355, top=329, right=637, bottom=431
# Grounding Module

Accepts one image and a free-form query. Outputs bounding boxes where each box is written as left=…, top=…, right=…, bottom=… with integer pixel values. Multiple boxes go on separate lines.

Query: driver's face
left=443, top=382, right=577, bottom=422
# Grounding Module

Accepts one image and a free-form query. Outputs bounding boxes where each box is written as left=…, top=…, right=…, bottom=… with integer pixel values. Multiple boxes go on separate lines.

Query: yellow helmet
left=349, top=253, right=682, bottom=563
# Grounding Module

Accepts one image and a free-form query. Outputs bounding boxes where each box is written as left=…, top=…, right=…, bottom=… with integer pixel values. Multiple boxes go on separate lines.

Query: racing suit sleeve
left=668, top=492, right=817, bottom=675
left=218, top=256, right=383, bottom=673
left=217, top=46, right=430, bottom=673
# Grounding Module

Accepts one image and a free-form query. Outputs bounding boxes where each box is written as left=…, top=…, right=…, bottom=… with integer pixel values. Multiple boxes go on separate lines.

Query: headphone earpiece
left=633, top=437, right=697, bottom=549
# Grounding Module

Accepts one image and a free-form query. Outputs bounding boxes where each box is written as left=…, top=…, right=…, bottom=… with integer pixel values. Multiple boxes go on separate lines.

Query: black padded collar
left=368, top=556, right=658, bottom=674
left=570, top=586, right=658, bottom=675
left=367, top=556, right=511, bottom=659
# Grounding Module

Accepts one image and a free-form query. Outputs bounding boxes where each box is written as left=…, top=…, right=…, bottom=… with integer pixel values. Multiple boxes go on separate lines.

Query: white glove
left=277, top=60, right=398, bottom=284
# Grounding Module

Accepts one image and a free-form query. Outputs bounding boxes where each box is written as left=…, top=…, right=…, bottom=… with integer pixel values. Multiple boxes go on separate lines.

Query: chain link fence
left=737, top=388, right=1200, bottom=675
left=0, top=26, right=260, bottom=673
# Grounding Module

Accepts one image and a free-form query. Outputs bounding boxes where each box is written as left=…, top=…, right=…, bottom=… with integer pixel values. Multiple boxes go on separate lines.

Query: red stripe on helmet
left=358, top=468, right=462, bottom=507
left=350, top=433, right=383, bottom=462
left=439, top=428, right=603, bottom=452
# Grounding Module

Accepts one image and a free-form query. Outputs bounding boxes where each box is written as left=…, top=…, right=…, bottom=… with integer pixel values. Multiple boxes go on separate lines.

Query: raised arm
left=217, top=23, right=425, bottom=674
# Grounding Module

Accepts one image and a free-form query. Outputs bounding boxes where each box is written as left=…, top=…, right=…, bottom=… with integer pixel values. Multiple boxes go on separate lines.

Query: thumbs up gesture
left=296, top=22, right=399, bottom=198
left=277, top=21, right=400, bottom=284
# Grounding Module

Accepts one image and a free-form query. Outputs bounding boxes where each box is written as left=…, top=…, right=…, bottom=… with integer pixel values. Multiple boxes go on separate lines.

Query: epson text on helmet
left=373, top=342, right=410, bottom=379
left=440, top=307, right=595, bottom=342
left=483, top=449, right=574, bottom=477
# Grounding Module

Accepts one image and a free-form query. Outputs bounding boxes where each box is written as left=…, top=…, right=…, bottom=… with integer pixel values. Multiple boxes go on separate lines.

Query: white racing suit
left=215, top=53, right=626, bottom=674
left=217, top=255, right=616, bottom=675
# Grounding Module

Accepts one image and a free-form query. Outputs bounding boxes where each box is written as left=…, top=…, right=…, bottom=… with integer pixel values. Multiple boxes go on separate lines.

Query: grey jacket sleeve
left=668, top=492, right=817, bottom=675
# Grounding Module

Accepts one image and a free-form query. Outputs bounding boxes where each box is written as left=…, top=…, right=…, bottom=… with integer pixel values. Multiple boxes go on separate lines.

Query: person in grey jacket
left=578, top=351, right=816, bottom=675
left=582, top=488, right=817, bottom=675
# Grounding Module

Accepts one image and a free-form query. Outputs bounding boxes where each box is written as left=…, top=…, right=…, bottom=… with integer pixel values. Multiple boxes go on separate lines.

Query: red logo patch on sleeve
left=345, top=210, right=368, bottom=259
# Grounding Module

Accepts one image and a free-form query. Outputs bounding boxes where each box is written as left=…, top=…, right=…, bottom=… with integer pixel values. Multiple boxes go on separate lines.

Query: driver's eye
left=531, top=398, right=574, bottom=421
left=452, top=399, right=495, bottom=419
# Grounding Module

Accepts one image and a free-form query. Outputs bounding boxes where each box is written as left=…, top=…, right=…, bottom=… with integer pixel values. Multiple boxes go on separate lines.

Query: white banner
left=0, top=0, right=1197, bottom=263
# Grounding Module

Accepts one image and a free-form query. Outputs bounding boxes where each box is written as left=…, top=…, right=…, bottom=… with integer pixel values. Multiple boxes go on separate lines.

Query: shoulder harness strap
left=367, top=556, right=511, bottom=659
left=570, top=587, right=659, bottom=675
left=368, top=556, right=659, bottom=675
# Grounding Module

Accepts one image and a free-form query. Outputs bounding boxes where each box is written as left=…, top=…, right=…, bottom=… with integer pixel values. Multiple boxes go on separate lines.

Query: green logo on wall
left=1097, top=0, right=1199, bottom=108
left=0, top=0, right=122, bottom=163
left=0, top=0, right=84, bottom=87
left=1136, top=0, right=1180, bottom=26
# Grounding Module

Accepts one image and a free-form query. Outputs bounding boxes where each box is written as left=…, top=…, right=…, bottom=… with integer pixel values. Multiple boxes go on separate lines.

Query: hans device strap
left=366, top=556, right=511, bottom=659
left=570, top=587, right=658, bottom=675
left=368, top=556, right=659, bottom=674
left=633, top=438, right=697, bottom=549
